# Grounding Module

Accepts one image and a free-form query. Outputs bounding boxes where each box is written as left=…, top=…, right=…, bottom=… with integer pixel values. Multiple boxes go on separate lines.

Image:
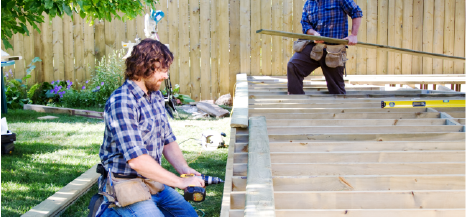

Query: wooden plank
left=250, top=102, right=382, bottom=108
left=231, top=175, right=466, bottom=191
left=245, top=116, right=275, bottom=216
left=52, top=15, right=64, bottom=80
left=423, top=0, right=434, bottom=74
left=454, top=0, right=465, bottom=74
left=63, top=15, right=73, bottom=81
left=94, top=19, right=105, bottom=61
left=250, top=97, right=466, bottom=104
left=114, top=13, right=126, bottom=50
left=252, top=112, right=444, bottom=120
left=250, top=107, right=464, bottom=114
left=394, top=0, right=403, bottom=74
left=292, top=0, right=304, bottom=35
left=266, top=118, right=448, bottom=126
left=230, top=0, right=240, bottom=96
left=387, top=0, right=395, bottom=75
left=211, top=0, right=219, bottom=99
left=13, top=31, right=25, bottom=79
left=220, top=128, right=236, bottom=217
left=104, top=17, right=115, bottom=57
left=401, top=0, right=413, bottom=74
left=179, top=0, right=190, bottom=95
left=268, top=151, right=465, bottom=163
left=74, top=13, right=85, bottom=82
left=231, top=192, right=246, bottom=209
left=200, top=0, right=211, bottom=100
left=197, top=102, right=229, bottom=117
left=275, top=209, right=465, bottom=217
left=357, top=0, right=367, bottom=75
left=346, top=9, right=356, bottom=75
left=21, top=164, right=100, bottom=217
left=42, top=14, right=54, bottom=82
left=190, top=0, right=201, bottom=101
left=126, top=17, right=137, bottom=43
left=158, top=0, right=168, bottom=43
left=261, top=0, right=272, bottom=76
left=268, top=141, right=465, bottom=152
left=168, top=0, right=180, bottom=88
left=272, top=0, right=283, bottom=76
left=136, top=8, right=146, bottom=41
left=218, top=0, right=230, bottom=95
left=84, top=20, right=95, bottom=81
left=24, top=23, right=35, bottom=85
left=267, top=132, right=465, bottom=142
left=274, top=190, right=465, bottom=209
left=240, top=0, right=251, bottom=76
left=33, top=23, right=43, bottom=83
left=433, top=0, right=445, bottom=73
left=231, top=74, right=249, bottom=128
left=412, top=0, right=423, bottom=74
left=271, top=163, right=465, bottom=176
left=24, top=104, right=104, bottom=119
left=366, top=0, right=377, bottom=75
left=250, top=0, right=261, bottom=76
left=267, top=125, right=464, bottom=134
left=282, top=0, right=293, bottom=76
left=443, top=0, right=455, bottom=74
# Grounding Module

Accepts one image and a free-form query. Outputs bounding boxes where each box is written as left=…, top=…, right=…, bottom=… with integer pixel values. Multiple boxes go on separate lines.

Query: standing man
left=97, top=39, right=203, bottom=217
left=287, top=0, right=363, bottom=94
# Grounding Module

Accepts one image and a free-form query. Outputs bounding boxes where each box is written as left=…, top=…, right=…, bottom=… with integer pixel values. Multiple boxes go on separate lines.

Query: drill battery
left=1, top=130, right=16, bottom=155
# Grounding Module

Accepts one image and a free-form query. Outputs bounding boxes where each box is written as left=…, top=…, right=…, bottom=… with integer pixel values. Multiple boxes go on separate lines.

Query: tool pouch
left=325, top=45, right=347, bottom=68
left=293, top=40, right=311, bottom=53
left=310, top=43, right=326, bottom=61
left=107, top=174, right=165, bottom=207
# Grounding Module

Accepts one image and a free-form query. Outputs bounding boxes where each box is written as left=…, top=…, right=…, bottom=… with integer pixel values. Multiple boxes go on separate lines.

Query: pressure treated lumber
left=22, top=164, right=99, bottom=217
left=267, top=125, right=464, bottom=134
left=249, top=93, right=465, bottom=99
left=24, top=104, right=104, bottom=119
left=273, top=209, right=466, bottom=217
left=274, top=190, right=465, bottom=209
left=244, top=116, right=275, bottom=216
left=266, top=119, right=449, bottom=126
left=251, top=112, right=442, bottom=119
left=230, top=74, right=248, bottom=128
left=231, top=175, right=465, bottom=191
left=220, top=128, right=237, bottom=217
left=256, top=29, right=466, bottom=62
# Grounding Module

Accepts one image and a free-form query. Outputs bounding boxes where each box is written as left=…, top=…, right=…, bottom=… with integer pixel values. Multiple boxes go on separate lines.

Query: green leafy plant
left=4, top=57, right=42, bottom=109
left=2, top=0, right=159, bottom=49
left=172, top=84, right=195, bottom=105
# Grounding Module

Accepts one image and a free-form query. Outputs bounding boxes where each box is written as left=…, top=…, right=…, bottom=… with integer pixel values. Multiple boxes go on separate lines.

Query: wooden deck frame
left=221, top=75, right=465, bottom=216
left=231, top=74, right=249, bottom=128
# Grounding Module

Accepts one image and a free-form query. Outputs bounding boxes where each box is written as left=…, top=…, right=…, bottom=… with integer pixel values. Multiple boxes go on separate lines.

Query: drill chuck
left=201, top=175, right=224, bottom=186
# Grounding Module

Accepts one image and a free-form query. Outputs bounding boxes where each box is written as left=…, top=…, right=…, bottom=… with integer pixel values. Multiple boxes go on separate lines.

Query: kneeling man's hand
left=178, top=176, right=205, bottom=189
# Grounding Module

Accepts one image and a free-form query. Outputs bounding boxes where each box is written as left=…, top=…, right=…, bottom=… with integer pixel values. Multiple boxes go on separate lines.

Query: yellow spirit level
left=381, top=99, right=465, bottom=108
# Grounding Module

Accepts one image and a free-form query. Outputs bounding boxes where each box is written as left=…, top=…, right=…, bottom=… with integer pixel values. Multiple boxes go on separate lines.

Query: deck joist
left=222, top=74, right=466, bottom=216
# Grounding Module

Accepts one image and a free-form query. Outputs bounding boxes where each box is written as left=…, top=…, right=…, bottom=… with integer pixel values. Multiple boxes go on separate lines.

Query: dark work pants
left=287, top=43, right=346, bottom=94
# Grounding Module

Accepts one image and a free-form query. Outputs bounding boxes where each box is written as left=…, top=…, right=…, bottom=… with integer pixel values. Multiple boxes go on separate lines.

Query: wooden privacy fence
left=2, top=0, right=465, bottom=100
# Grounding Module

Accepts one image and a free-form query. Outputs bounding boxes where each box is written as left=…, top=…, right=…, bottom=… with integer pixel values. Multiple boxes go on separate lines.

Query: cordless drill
left=181, top=174, right=224, bottom=202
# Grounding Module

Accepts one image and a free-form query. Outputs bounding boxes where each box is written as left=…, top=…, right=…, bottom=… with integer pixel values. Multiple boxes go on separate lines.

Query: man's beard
left=145, top=78, right=162, bottom=92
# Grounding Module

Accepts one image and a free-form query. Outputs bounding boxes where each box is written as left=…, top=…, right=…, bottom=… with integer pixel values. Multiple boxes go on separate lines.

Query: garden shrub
left=4, top=57, right=42, bottom=109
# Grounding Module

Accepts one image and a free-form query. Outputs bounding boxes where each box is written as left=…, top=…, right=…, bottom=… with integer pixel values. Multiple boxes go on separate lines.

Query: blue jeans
left=99, top=184, right=198, bottom=217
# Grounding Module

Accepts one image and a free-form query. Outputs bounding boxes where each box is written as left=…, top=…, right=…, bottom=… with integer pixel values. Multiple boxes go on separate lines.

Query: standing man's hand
left=343, top=34, right=358, bottom=45
left=306, top=29, right=325, bottom=44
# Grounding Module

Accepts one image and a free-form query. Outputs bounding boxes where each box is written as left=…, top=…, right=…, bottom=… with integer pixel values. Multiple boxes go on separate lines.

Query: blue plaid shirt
left=99, top=79, right=176, bottom=176
left=301, top=0, right=363, bottom=39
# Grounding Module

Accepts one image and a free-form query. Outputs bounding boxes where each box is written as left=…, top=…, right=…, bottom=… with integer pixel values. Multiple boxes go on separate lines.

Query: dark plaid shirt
left=99, top=79, right=176, bottom=176
left=301, top=0, right=363, bottom=39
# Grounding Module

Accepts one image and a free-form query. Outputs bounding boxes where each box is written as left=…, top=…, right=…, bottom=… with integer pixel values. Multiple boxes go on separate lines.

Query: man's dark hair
left=125, top=39, right=174, bottom=81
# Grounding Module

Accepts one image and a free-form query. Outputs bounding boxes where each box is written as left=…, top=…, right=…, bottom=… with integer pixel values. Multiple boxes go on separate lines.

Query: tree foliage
left=1, top=0, right=158, bottom=49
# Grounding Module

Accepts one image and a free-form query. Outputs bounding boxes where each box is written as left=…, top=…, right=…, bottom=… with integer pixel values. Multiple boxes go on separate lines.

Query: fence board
left=13, top=33, right=25, bottom=79
left=33, top=25, right=43, bottom=82
left=200, top=0, right=211, bottom=100
left=190, top=0, right=201, bottom=100
left=282, top=0, right=293, bottom=76
left=357, top=0, right=367, bottom=75
left=387, top=0, right=395, bottom=75
left=218, top=0, right=229, bottom=95
left=346, top=12, right=356, bottom=75
left=158, top=0, right=168, bottom=43
left=251, top=0, right=261, bottom=76
left=42, top=14, right=54, bottom=82
left=230, top=0, right=240, bottom=95
left=105, top=18, right=115, bottom=57
left=95, top=19, right=105, bottom=61
left=433, top=0, right=445, bottom=73
left=261, top=0, right=272, bottom=76
left=240, top=0, right=251, bottom=75
left=74, top=13, right=85, bottom=82
left=63, top=16, right=76, bottom=81
left=84, top=21, right=95, bottom=81
left=211, top=0, right=219, bottom=99
left=423, top=0, right=434, bottom=74
left=52, top=16, right=64, bottom=81
left=411, top=0, right=423, bottom=74
left=376, top=0, right=388, bottom=75
left=272, top=0, right=283, bottom=76
left=2, top=37, right=15, bottom=78
left=402, top=0, right=413, bottom=74
left=443, top=0, right=455, bottom=74
left=293, top=0, right=304, bottom=34
left=168, top=0, right=180, bottom=88
left=366, top=0, right=377, bottom=75
left=394, top=0, right=403, bottom=74
left=454, top=0, right=465, bottom=74
left=179, top=0, right=190, bottom=95
left=114, top=13, right=126, bottom=50
left=24, top=23, right=35, bottom=85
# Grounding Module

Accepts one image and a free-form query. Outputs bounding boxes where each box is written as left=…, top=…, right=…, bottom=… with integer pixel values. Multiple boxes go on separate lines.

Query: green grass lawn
left=1, top=109, right=231, bottom=217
